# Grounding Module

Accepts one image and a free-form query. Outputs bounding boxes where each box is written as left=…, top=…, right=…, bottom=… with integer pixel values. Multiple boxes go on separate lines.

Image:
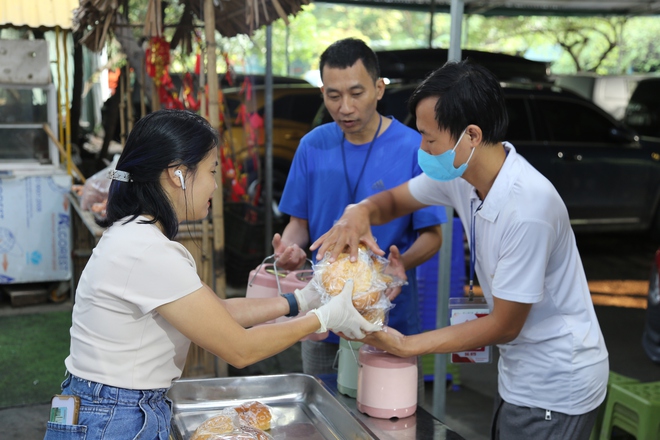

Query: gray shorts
left=491, top=392, right=599, bottom=440
left=301, top=340, right=426, bottom=405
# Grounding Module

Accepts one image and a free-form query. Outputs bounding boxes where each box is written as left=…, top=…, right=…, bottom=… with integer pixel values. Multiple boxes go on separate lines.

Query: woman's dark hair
left=408, top=59, right=508, bottom=145
left=319, top=38, right=380, bottom=83
left=99, top=109, right=219, bottom=239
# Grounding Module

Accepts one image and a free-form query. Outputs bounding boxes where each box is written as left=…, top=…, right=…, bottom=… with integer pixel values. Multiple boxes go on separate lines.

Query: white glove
left=309, top=280, right=382, bottom=339
left=293, top=281, right=322, bottom=314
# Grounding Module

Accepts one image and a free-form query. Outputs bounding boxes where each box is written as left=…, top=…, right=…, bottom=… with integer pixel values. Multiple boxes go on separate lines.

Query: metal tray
left=168, top=373, right=376, bottom=440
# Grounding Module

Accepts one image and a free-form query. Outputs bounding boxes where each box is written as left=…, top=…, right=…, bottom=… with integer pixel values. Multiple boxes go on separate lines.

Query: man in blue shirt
left=273, top=38, right=447, bottom=395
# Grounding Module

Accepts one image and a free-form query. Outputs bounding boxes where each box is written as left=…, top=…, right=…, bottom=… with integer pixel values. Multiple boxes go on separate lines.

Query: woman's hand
left=310, top=280, right=381, bottom=339
left=293, top=281, right=323, bottom=314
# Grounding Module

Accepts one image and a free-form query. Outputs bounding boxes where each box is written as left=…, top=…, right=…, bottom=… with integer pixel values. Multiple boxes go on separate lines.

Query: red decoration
left=145, top=37, right=170, bottom=88
left=182, top=72, right=200, bottom=111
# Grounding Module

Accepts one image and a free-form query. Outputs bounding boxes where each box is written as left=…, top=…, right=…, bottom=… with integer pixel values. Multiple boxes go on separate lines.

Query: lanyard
left=469, top=198, right=484, bottom=300
left=341, top=115, right=383, bottom=203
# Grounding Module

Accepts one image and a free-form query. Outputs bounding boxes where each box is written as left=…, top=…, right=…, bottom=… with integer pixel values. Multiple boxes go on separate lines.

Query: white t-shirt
left=65, top=216, right=203, bottom=389
left=408, top=143, right=608, bottom=414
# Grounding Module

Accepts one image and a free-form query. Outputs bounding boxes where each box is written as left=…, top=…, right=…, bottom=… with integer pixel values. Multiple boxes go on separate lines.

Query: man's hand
left=383, top=245, right=407, bottom=301
left=360, top=326, right=409, bottom=357
left=272, top=233, right=307, bottom=270
left=310, top=203, right=384, bottom=263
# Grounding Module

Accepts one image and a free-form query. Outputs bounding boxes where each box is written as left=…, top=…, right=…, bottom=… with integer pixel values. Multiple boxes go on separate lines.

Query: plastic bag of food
left=191, top=401, right=275, bottom=440
left=80, top=154, right=120, bottom=218
left=190, top=408, right=241, bottom=440
left=312, top=245, right=404, bottom=326
left=234, top=401, right=272, bottom=431
left=208, top=426, right=274, bottom=440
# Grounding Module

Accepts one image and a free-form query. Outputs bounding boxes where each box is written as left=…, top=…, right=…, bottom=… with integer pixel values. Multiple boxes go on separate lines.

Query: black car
left=376, top=48, right=550, bottom=84
left=623, top=77, right=660, bottom=138
left=315, top=81, right=660, bottom=237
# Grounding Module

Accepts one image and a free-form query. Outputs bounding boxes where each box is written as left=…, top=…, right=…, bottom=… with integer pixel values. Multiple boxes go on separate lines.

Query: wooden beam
left=205, top=0, right=228, bottom=378
left=43, top=124, right=86, bottom=183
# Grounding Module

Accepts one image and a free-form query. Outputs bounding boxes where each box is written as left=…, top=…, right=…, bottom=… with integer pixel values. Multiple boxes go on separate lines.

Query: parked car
left=643, top=248, right=660, bottom=364
left=314, top=81, right=660, bottom=236
left=623, top=77, right=660, bottom=138
left=376, top=48, right=550, bottom=84
left=552, top=73, right=649, bottom=120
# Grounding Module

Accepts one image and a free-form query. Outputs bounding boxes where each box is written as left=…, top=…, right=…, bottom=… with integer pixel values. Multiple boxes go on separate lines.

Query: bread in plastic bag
left=190, top=408, right=241, bottom=440
left=234, top=401, right=272, bottom=431
left=312, top=245, right=406, bottom=327
left=196, top=426, right=273, bottom=440
left=191, top=401, right=274, bottom=440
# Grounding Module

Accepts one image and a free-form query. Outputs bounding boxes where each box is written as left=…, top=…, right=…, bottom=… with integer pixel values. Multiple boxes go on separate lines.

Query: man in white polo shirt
left=312, top=59, right=609, bottom=440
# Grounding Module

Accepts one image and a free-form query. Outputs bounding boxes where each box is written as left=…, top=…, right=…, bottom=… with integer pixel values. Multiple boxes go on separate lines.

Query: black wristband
left=282, top=293, right=299, bottom=317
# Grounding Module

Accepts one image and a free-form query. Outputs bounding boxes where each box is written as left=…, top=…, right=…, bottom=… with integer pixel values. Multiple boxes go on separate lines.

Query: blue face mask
left=417, top=128, right=473, bottom=182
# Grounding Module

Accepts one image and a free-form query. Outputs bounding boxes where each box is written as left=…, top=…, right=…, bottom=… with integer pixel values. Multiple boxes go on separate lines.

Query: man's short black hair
left=319, top=38, right=380, bottom=83
left=408, top=59, right=508, bottom=145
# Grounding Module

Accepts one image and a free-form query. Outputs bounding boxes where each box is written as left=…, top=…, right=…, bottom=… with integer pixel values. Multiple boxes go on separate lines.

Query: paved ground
left=2, top=301, right=658, bottom=439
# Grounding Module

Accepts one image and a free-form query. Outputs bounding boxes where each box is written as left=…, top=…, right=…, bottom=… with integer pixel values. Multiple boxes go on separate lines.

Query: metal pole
left=432, top=0, right=464, bottom=418
left=448, top=0, right=464, bottom=62
left=265, top=25, right=274, bottom=255
left=428, top=0, right=436, bottom=48
left=432, top=207, right=454, bottom=420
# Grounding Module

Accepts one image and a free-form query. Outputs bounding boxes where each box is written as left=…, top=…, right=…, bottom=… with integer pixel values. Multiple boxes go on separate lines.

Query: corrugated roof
left=0, top=0, right=79, bottom=30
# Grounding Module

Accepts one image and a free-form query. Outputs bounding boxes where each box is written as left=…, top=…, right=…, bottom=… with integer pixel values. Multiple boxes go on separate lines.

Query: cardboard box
left=0, top=173, right=72, bottom=284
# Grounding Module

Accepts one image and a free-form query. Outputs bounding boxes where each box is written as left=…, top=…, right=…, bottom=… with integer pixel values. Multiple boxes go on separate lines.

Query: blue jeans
left=43, top=374, right=172, bottom=440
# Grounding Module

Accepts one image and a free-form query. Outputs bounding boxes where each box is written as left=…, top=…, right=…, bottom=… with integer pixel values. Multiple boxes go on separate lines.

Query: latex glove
left=293, top=281, right=322, bottom=314
left=309, top=280, right=382, bottom=339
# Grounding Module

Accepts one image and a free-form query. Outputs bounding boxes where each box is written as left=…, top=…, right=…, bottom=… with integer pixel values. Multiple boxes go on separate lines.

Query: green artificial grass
left=0, top=311, right=71, bottom=409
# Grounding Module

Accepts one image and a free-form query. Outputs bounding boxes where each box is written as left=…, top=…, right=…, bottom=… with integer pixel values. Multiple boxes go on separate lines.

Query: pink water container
left=245, top=264, right=329, bottom=340
left=357, top=344, right=417, bottom=419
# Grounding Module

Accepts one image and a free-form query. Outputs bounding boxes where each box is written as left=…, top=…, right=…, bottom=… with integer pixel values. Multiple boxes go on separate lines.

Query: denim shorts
left=43, top=374, right=173, bottom=440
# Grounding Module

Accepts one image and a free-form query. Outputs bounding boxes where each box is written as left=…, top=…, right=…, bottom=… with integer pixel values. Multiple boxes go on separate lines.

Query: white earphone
left=174, top=170, right=186, bottom=190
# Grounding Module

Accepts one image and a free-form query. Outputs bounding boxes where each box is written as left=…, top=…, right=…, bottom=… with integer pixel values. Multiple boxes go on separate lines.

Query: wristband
left=282, top=293, right=299, bottom=317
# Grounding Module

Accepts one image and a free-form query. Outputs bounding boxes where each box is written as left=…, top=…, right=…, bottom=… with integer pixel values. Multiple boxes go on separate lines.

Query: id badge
left=449, top=297, right=492, bottom=364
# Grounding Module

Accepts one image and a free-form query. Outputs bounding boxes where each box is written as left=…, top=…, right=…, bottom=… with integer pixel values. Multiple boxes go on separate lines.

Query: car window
left=624, top=80, right=660, bottom=137
left=504, top=97, right=533, bottom=142
left=533, top=98, right=616, bottom=143
left=625, top=101, right=660, bottom=137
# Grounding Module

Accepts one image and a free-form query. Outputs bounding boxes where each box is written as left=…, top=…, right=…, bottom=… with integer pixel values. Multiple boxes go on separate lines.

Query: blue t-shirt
left=279, top=117, right=447, bottom=340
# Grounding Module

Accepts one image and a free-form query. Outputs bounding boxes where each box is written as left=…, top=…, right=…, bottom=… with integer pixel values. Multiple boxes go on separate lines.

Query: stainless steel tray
left=168, top=373, right=376, bottom=440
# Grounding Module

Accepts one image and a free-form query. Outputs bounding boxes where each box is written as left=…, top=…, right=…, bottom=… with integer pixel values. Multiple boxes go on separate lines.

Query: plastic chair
left=590, top=372, right=640, bottom=440
left=598, top=381, right=660, bottom=440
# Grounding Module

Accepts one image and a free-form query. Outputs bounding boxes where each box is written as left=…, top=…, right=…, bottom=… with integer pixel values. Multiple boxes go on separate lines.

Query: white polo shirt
left=65, top=217, right=203, bottom=390
left=408, top=143, right=608, bottom=414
